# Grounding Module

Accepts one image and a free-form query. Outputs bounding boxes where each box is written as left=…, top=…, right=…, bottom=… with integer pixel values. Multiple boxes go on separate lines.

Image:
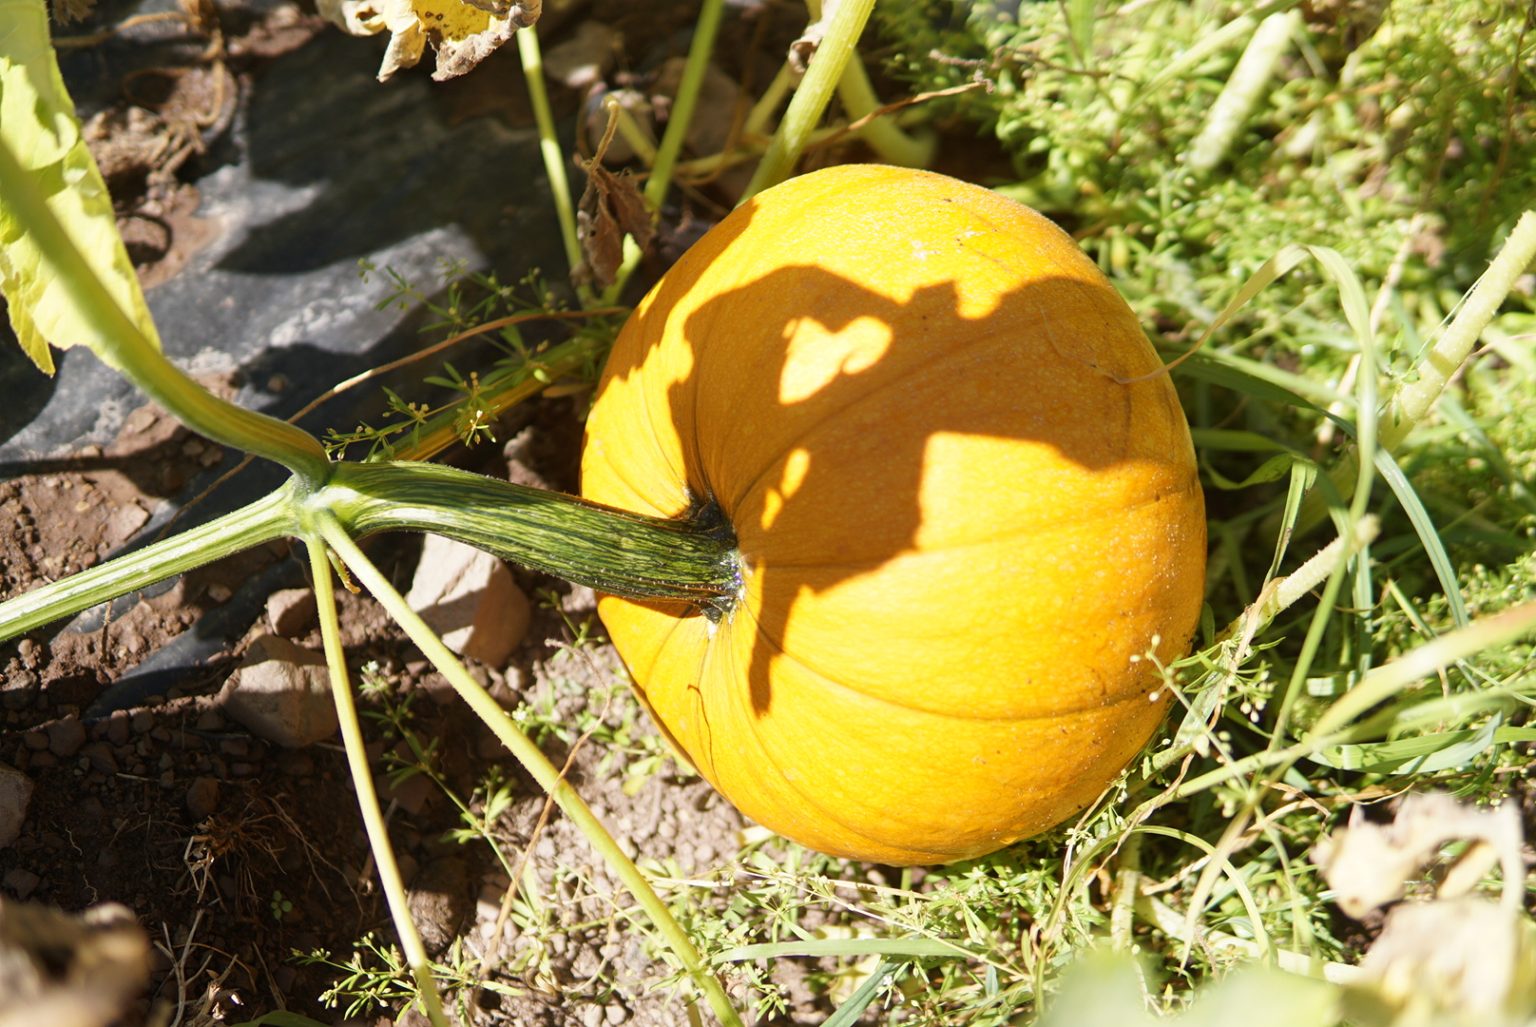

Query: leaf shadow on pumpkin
left=580, top=182, right=1205, bottom=861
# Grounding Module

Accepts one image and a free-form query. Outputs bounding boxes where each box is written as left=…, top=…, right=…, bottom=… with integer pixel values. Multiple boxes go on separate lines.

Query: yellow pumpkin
left=580, top=164, right=1206, bottom=865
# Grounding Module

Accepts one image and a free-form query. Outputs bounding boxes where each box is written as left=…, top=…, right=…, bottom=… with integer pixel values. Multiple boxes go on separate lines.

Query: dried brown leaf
left=316, top=0, right=540, bottom=82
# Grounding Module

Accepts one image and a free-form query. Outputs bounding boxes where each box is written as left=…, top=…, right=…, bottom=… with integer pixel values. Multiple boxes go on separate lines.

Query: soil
left=0, top=2, right=848, bottom=1025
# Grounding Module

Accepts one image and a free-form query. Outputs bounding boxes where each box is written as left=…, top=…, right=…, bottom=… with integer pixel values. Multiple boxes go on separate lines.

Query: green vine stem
left=1296, top=209, right=1536, bottom=531
left=0, top=482, right=299, bottom=643
left=0, top=139, right=331, bottom=482
left=313, top=515, right=748, bottom=1027
left=323, top=461, right=740, bottom=613
left=516, top=24, right=587, bottom=300
left=305, top=531, right=452, bottom=1027
left=740, top=0, right=876, bottom=201
left=1186, top=10, right=1300, bottom=174
left=646, top=0, right=726, bottom=210
left=602, top=0, right=727, bottom=304
left=365, top=331, right=608, bottom=464
left=807, top=0, right=936, bottom=169
left=1381, top=210, right=1536, bottom=448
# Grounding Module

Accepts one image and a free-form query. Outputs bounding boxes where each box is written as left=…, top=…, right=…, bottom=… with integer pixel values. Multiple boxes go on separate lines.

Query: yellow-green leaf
left=0, top=0, right=162, bottom=374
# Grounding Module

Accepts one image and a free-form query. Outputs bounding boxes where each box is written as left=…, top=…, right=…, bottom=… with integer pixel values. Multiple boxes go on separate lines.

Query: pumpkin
left=579, top=164, right=1206, bottom=865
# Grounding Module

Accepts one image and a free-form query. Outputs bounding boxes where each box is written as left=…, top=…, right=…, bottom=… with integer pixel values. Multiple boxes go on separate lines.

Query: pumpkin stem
left=320, top=461, right=741, bottom=616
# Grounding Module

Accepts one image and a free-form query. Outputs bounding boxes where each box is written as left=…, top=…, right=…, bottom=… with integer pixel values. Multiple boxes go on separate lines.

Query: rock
left=185, top=777, right=220, bottom=821
left=104, top=712, right=130, bottom=747
left=219, top=635, right=337, bottom=748
left=264, top=587, right=317, bottom=638
left=45, top=717, right=86, bottom=759
left=404, top=535, right=529, bottom=667
left=543, top=21, right=621, bottom=91
left=406, top=857, right=470, bottom=955
left=0, top=765, right=34, bottom=849
left=79, top=743, right=119, bottom=776
left=107, top=501, right=149, bottom=542
left=2, top=868, right=40, bottom=901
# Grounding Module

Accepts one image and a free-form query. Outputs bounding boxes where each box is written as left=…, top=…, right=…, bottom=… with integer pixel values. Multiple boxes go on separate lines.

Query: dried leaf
left=1312, top=792, right=1524, bottom=919
left=315, top=0, right=540, bottom=82
left=789, top=0, right=840, bottom=74
left=1357, top=897, right=1536, bottom=1023
left=572, top=110, right=654, bottom=289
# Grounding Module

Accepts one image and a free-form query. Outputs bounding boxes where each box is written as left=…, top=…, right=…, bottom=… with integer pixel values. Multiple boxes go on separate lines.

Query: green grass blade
left=822, top=960, right=901, bottom=1027
left=1372, top=446, right=1471, bottom=628
left=1313, top=600, right=1536, bottom=736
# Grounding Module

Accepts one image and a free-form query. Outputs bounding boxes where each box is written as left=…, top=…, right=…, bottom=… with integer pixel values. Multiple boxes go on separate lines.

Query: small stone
left=3, top=867, right=40, bottom=899
left=206, top=583, right=232, bottom=603
left=0, top=764, right=34, bottom=848
left=219, top=635, right=337, bottom=748
left=130, top=711, right=153, bottom=734
left=21, top=732, right=46, bottom=752
left=108, top=502, right=150, bottom=541
left=80, top=742, right=119, bottom=775
left=47, top=717, right=86, bottom=758
left=219, top=737, right=252, bottom=759
left=581, top=1004, right=604, bottom=1027
left=382, top=765, right=435, bottom=816
left=542, top=21, right=621, bottom=90
left=605, top=1002, right=629, bottom=1024
left=406, top=857, right=470, bottom=955
left=16, top=639, right=40, bottom=669
left=2, top=672, right=36, bottom=710
left=106, top=712, right=131, bottom=746
left=186, top=777, right=220, bottom=820
left=264, top=587, right=317, bottom=638
left=194, top=709, right=226, bottom=732
left=404, top=535, right=529, bottom=667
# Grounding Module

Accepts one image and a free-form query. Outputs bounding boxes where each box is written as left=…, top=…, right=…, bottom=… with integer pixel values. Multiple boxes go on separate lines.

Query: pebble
left=264, top=587, right=317, bottom=638
left=186, top=777, right=220, bottom=820
left=47, top=717, right=86, bottom=758
left=17, top=639, right=40, bottom=669
left=130, top=711, right=154, bottom=734
left=80, top=742, right=119, bottom=775
left=106, top=711, right=131, bottom=746
left=219, top=635, right=337, bottom=748
left=404, top=535, right=530, bottom=668
left=406, top=857, right=470, bottom=955
left=0, top=764, right=34, bottom=848
left=2, top=867, right=40, bottom=899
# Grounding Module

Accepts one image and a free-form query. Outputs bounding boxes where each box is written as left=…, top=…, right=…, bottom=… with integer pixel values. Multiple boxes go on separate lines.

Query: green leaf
left=0, top=0, right=162, bottom=373
left=821, top=959, right=902, bottom=1027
